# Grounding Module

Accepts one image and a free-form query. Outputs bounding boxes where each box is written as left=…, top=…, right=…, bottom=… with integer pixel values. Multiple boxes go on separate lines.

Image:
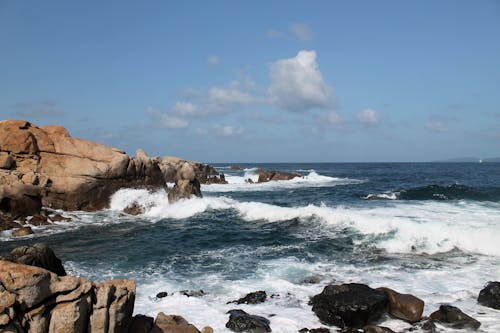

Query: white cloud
left=268, top=50, right=334, bottom=112
left=425, top=116, right=448, bottom=133
left=207, top=55, right=220, bottom=67
left=266, top=29, right=285, bottom=39
left=214, top=125, right=245, bottom=137
left=327, top=112, right=341, bottom=125
left=147, top=106, right=189, bottom=129
left=209, top=82, right=255, bottom=112
left=159, top=115, right=188, bottom=129
left=357, top=108, right=379, bottom=125
left=290, top=23, right=313, bottom=41
left=172, top=102, right=198, bottom=116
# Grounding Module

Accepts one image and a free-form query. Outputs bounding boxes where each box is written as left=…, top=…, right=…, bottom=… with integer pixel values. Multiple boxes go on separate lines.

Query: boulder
left=9, top=243, right=67, bottom=276
left=477, top=281, right=500, bottom=310
left=128, top=315, right=155, bottom=333
left=229, top=291, right=267, bottom=305
left=257, top=169, right=301, bottom=183
left=201, top=327, right=214, bottom=333
left=0, top=259, right=136, bottom=333
left=363, top=326, right=395, bottom=333
left=11, top=226, right=33, bottom=237
left=225, top=309, right=271, bottom=333
left=310, top=283, right=388, bottom=328
left=299, top=328, right=331, bottom=333
left=377, top=287, right=424, bottom=323
left=0, top=179, right=42, bottom=218
left=156, top=291, right=169, bottom=299
left=154, top=312, right=201, bottom=333
left=168, top=179, right=202, bottom=203
left=123, top=202, right=145, bottom=215
left=179, top=289, right=206, bottom=297
left=429, top=304, right=481, bottom=330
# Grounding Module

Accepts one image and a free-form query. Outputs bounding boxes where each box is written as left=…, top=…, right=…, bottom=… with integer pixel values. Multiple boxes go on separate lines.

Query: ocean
left=2, top=163, right=500, bottom=332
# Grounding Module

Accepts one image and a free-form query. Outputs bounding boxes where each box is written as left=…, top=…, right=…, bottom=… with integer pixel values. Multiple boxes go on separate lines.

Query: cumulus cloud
left=208, top=81, right=255, bottom=112
left=172, top=102, right=198, bottom=116
left=290, top=23, right=313, bottom=41
left=268, top=50, right=334, bottom=112
left=357, top=108, right=379, bottom=125
left=207, top=55, right=220, bottom=67
left=12, top=100, right=63, bottom=118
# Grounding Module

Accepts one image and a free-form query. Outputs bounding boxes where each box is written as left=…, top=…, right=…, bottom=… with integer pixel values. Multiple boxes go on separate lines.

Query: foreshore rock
left=257, top=169, right=301, bottom=183
left=376, top=287, right=424, bottom=323
left=477, top=281, right=500, bottom=309
left=0, top=259, right=135, bottom=333
left=310, top=283, right=388, bottom=328
left=429, top=304, right=481, bottom=330
left=225, top=309, right=271, bottom=333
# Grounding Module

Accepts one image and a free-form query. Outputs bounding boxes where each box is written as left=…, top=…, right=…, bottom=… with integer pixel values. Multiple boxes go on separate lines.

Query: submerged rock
left=229, top=291, right=267, bottom=305
left=429, top=304, right=481, bottom=330
left=12, top=226, right=33, bottom=237
left=377, top=287, right=424, bottom=323
left=156, top=291, right=169, bottom=299
left=478, top=281, right=500, bottom=309
left=226, top=309, right=271, bottom=333
left=180, top=289, right=206, bottom=297
left=310, top=283, right=388, bottom=328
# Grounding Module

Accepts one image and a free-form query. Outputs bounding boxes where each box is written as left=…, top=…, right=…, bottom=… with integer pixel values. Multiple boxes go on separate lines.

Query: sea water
left=2, top=163, right=500, bottom=332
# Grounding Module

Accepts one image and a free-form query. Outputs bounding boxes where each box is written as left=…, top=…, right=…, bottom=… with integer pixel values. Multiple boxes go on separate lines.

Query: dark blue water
left=2, top=163, right=500, bottom=332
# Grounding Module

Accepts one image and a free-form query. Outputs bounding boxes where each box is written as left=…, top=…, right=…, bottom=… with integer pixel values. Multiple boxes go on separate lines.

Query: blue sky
left=1, top=1, right=499, bottom=162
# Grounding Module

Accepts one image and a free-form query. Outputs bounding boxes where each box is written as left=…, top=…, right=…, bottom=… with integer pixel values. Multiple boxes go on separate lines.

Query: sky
left=1, top=1, right=499, bottom=162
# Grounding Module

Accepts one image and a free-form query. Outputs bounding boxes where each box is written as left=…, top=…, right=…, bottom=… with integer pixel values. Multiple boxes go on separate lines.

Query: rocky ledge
left=0, top=119, right=227, bottom=233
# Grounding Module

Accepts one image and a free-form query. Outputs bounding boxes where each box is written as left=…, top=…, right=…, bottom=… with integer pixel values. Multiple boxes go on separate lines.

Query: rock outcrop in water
left=310, top=283, right=388, bottom=328
left=376, top=287, right=424, bottom=323
left=257, top=169, right=301, bottom=183
left=0, top=119, right=226, bottom=228
left=429, top=304, right=481, bottom=329
left=477, top=281, right=500, bottom=310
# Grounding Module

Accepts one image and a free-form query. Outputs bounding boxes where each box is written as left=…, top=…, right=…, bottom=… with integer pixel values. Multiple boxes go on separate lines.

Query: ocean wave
left=204, top=170, right=361, bottom=193
left=107, top=189, right=500, bottom=256
left=364, top=184, right=500, bottom=202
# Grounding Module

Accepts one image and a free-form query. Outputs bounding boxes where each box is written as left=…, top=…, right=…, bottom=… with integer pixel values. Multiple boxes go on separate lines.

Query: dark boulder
left=12, top=226, right=33, bottom=237
left=377, top=287, right=424, bottom=323
left=180, top=289, right=206, bottom=297
left=226, top=309, right=271, bottom=333
left=229, top=291, right=267, bottom=305
left=299, top=328, right=331, bottom=333
left=429, top=304, right=481, bottom=330
left=363, top=326, right=395, bottom=333
left=257, top=169, right=301, bottom=183
left=9, top=243, right=66, bottom=276
left=477, top=281, right=500, bottom=310
left=156, top=291, right=169, bottom=298
left=128, top=314, right=155, bottom=333
left=310, top=283, right=388, bottom=328
left=123, top=202, right=145, bottom=215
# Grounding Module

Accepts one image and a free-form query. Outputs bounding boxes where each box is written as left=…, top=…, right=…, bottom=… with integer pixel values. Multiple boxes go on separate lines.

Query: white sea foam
left=204, top=170, right=360, bottom=192
left=106, top=189, right=500, bottom=256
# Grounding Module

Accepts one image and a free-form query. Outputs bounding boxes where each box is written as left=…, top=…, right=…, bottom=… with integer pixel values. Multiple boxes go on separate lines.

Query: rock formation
left=167, top=162, right=202, bottom=203
left=225, top=309, right=271, bottom=333
left=257, top=169, right=301, bottom=183
left=0, top=120, right=165, bottom=212
left=429, top=304, right=481, bottom=329
left=0, top=259, right=135, bottom=333
left=310, top=283, right=388, bottom=328
left=377, top=287, right=424, bottom=323
left=160, top=156, right=227, bottom=185
left=477, top=281, right=500, bottom=310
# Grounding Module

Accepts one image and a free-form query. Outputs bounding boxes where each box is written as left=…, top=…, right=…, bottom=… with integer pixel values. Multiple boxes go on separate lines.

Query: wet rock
left=156, top=291, right=169, bottom=298
left=229, top=291, right=267, bottom=304
left=154, top=312, right=201, bottom=333
left=12, top=226, right=33, bottom=237
left=477, top=281, right=500, bottom=310
left=429, top=304, right=481, bottom=330
left=377, top=287, right=424, bottom=323
left=168, top=178, right=202, bottom=203
left=310, top=283, right=388, bottom=328
left=363, top=326, right=395, bottom=333
left=10, top=243, right=66, bottom=276
left=180, top=289, right=206, bottom=297
left=28, top=214, right=50, bottom=226
left=49, top=214, right=72, bottom=222
left=201, top=326, right=214, bottom=333
left=0, top=217, right=22, bottom=231
left=123, top=202, right=145, bottom=215
left=226, top=309, right=271, bottom=333
left=128, top=314, right=155, bottom=333
left=299, top=328, right=331, bottom=333
left=257, top=169, right=301, bottom=183
left=301, top=276, right=322, bottom=284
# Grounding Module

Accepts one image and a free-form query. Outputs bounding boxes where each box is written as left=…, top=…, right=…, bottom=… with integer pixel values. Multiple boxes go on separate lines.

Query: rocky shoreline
left=1, top=244, right=499, bottom=333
